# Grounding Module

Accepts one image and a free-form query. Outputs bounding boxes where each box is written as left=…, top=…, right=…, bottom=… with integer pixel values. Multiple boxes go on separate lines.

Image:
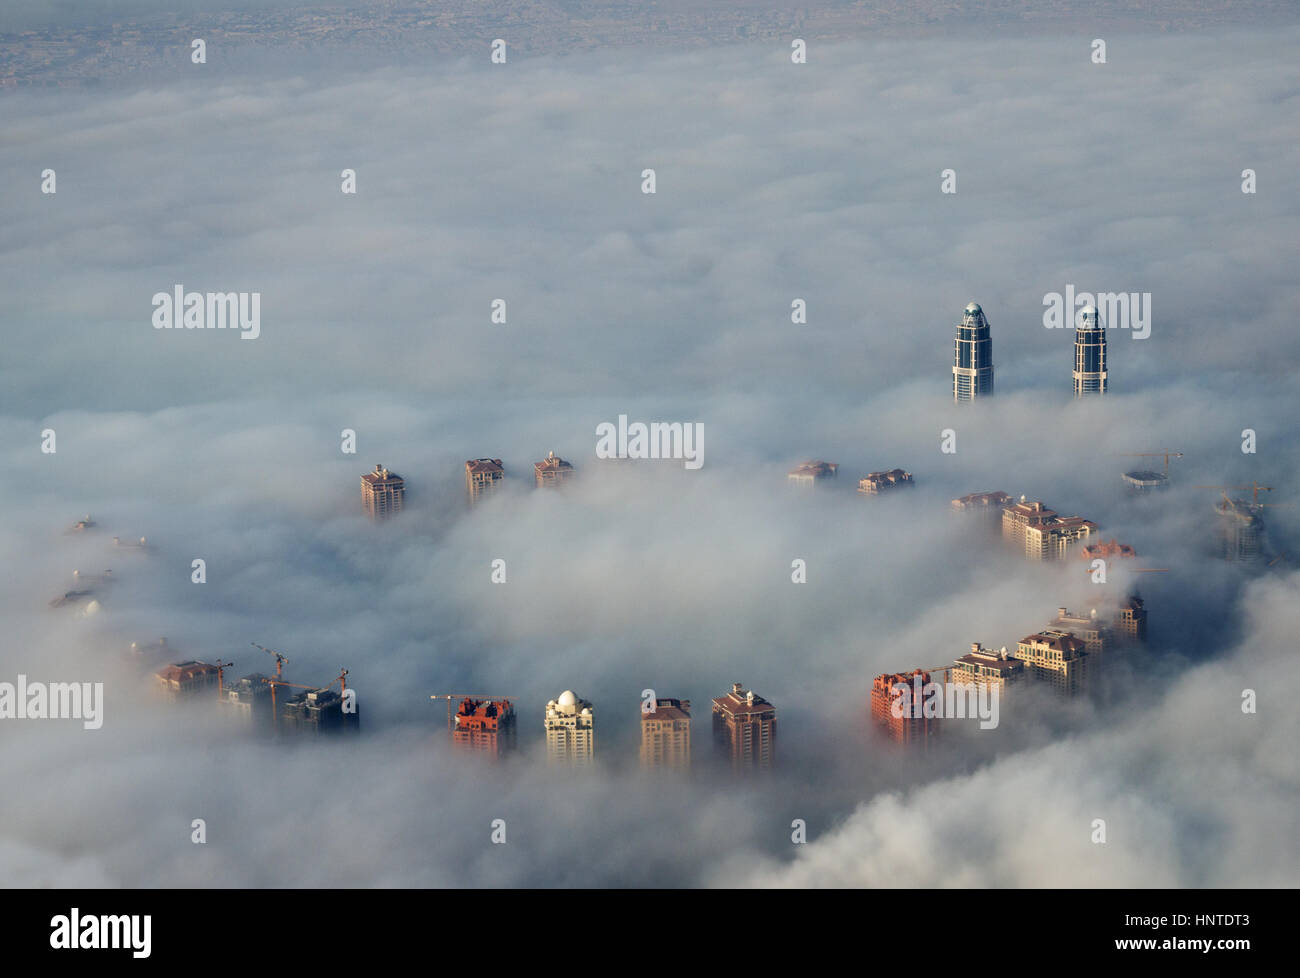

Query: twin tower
left=951, top=301, right=1108, bottom=402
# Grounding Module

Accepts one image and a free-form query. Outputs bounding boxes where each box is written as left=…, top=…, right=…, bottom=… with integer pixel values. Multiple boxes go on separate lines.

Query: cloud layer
left=1, top=28, right=1298, bottom=886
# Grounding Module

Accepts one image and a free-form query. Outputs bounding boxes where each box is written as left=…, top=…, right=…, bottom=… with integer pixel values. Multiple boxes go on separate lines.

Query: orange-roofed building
left=870, top=670, right=940, bottom=746
left=466, top=458, right=504, bottom=503
left=1080, top=538, right=1136, bottom=561
left=453, top=697, right=516, bottom=756
left=534, top=451, right=575, bottom=488
left=154, top=661, right=220, bottom=700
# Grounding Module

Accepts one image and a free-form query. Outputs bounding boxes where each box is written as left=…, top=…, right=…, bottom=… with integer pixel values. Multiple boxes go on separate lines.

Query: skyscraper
left=1013, top=630, right=1091, bottom=695
left=544, top=689, right=594, bottom=763
left=452, top=697, right=516, bottom=756
left=952, top=302, right=994, bottom=402
left=711, top=682, right=776, bottom=771
left=361, top=464, right=404, bottom=520
left=534, top=451, right=575, bottom=488
left=870, top=670, right=940, bottom=745
left=1073, top=304, right=1108, bottom=395
left=639, top=697, right=691, bottom=769
left=465, top=458, right=504, bottom=504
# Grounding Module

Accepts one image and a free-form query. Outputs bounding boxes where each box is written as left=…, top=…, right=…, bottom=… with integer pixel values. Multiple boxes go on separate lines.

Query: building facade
left=534, top=451, right=575, bottom=488
left=711, top=682, right=776, bottom=771
left=361, top=464, right=404, bottom=520
left=1115, top=595, right=1148, bottom=644
left=870, top=670, right=940, bottom=745
left=1073, top=304, right=1108, bottom=396
left=280, top=686, right=358, bottom=735
left=544, top=689, right=594, bottom=763
left=858, top=469, right=914, bottom=495
left=154, top=661, right=220, bottom=700
left=640, top=697, right=691, bottom=769
left=1002, top=498, right=1098, bottom=560
left=1013, top=630, right=1091, bottom=695
left=953, top=302, right=995, bottom=402
left=951, top=643, right=1026, bottom=693
left=218, top=672, right=276, bottom=725
left=465, top=458, right=504, bottom=503
left=788, top=460, right=838, bottom=488
left=1049, top=608, right=1110, bottom=656
left=453, top=697, right=516, bottom=755
left=951, top=490, right=1013, bottom=531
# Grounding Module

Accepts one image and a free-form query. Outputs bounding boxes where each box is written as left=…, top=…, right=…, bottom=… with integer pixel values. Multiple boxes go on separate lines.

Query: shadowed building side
left=361, top=463, right=404, bottom=520
left=640, top=697, right=691, bottom=769
left=466, top=458, right=504, bottom=503
left=711, top=682, right=776, bottom=771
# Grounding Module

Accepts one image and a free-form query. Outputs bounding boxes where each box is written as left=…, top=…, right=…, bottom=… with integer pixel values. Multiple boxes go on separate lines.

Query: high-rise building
left=534, top=451, right=575, bottom=488
left=1013, top=630, right=1090, bottom=695
left=870, top=670, right=940, bottom=745
left=640, top=697, right=691, bottom=769
left=711, top=682, right=776, bottom=771
left=154, top=661, right=220, bottom=700
left=361, top=464, right=404, bottom=520
left=218, top=672, right=276, bottom=725
left=951, top=490, right=1013, bottom=531
left=453, top=697, right=516, bottom=756
left=858, top=469, right=914, bottom=495
left=280, top=686, right=359, bottom=735
left=1049, top=607, right=1110, bottom=656
left=465, top=458, right=504, bottom=503
left=544, top=689, right=594, bottom=763
left=1073, top=304, right=1108, bottom=396
left=1002, top=497, right=1098, bottom=560
left=1114, top=595, right=1148, bottom=645
left=952, top=302, right=994, bottom=402
left=951, top=643, right=1026, bottom=693
left=1215, top=497, right=1265, bottom=562
left=788, top=460, right=838, bottom=488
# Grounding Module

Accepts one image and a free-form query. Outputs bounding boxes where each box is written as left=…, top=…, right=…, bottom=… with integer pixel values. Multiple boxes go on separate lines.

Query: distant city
left=44, top=298, right=1286, bottom=765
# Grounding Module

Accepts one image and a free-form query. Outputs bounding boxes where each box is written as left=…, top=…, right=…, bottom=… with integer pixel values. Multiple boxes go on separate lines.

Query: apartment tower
left=870, top=670, right=940, bottom=745
left=544, top=689, right=594, bottom=763
left=711, top=682, right=776, bottom=771
left=534, top=451, right=575, bottom=488
left=465, top=458, right=504, bottom=504
left=640, top=697, right=691, bottom=769
left=452, top=697, right=516, bottom=756
left=361, top=464, right=405, bottom=520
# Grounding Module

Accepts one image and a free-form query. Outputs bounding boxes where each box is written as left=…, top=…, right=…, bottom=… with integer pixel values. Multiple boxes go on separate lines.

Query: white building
left=545, top=690, right=594, bottom=763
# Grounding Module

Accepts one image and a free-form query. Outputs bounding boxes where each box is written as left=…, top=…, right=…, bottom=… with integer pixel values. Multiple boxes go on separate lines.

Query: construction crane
left=251, top=642, right=290, bottom=679
left=214, top=659, right=235, bottom=697
left=1193, top=482, right=1278, bottom=506
left=1116, top=451, right=1183, bottom=477
left=430, top=694, right=517, bottom=735
left=261, top=667, right=351, bottom=732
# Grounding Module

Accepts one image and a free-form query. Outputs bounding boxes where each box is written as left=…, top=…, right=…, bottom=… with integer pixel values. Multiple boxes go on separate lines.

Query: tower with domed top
left=545, top=689, right=594, bottom=763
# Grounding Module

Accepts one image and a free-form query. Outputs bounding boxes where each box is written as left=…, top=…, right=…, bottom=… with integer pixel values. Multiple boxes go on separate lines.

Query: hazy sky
left=1, top=26, right=1298, bottom=886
